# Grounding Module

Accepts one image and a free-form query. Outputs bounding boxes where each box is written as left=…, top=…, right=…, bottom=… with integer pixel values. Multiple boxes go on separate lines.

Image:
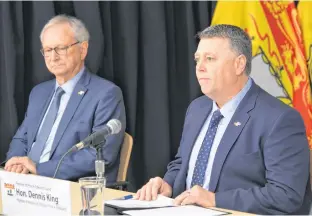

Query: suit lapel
left=49, top=71, right=90, bottom=157
left=28, top=82, right=55, bottom=153
left=208, top=112, right=250, bottom=192
left=209, top=82, right=260, bottom=192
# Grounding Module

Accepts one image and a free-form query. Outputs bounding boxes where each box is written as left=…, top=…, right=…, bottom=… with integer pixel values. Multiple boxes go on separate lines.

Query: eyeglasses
left=40, top=41, right=80, bottom=57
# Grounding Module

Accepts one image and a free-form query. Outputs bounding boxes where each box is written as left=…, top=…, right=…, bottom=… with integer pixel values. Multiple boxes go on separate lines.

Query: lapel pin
left=78, top=91, right=85, bottom=95
left=234, top=122, right=241, bottom=126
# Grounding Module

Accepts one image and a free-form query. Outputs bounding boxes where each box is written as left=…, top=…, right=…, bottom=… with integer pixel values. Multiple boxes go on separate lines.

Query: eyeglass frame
left=40, top=41, right=81, bottom=57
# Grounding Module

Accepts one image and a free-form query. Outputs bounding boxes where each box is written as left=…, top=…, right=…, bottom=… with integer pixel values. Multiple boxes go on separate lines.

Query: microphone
left=52, top=119, right=122, bottom=178
left=72, top=119, right=122, bottom=152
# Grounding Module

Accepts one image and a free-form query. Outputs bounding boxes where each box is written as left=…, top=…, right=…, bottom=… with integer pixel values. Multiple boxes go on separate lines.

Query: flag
left=298, top=1, right=312, bottom=93
left=211, top=1, right=312, bottom=148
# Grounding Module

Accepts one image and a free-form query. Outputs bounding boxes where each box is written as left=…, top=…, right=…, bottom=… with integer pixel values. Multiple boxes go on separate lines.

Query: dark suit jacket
left=6, top=68, right=126, bottom=183
left=164, top=81, right=311, bottom=214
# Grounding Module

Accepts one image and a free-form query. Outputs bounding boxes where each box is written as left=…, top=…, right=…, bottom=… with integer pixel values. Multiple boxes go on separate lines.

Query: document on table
left=105, top=195, right=174, bottom=209
left=123, top=205, right=230, bottom=216
left=105, top=195, right=230, bottom=215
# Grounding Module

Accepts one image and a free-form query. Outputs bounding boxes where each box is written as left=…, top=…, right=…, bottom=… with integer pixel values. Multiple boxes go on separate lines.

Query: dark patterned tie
left=191, top=110, right=223, bottom=187
left=28, top=87, right=65, bottom=163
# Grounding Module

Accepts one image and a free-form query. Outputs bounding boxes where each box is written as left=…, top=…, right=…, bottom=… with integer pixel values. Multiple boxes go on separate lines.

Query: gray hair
left=198, top=24, right=252, bottom=76
left=40, top=14, right=90, bottom=42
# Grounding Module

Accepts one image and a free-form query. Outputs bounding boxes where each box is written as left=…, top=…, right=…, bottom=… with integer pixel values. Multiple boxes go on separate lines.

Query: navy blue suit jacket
left=6, top=69, right=126, bottom=183
left=164, top=81, right=311, bottom=214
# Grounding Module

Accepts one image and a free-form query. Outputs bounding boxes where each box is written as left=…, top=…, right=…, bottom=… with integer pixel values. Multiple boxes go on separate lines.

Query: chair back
left=117, top=133, right=133, bottom=182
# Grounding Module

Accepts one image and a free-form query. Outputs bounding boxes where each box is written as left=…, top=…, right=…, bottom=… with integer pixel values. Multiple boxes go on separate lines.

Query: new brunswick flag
left=298, top=1, right=312, bottom=97
left=212, top=1, right=312, bottom=148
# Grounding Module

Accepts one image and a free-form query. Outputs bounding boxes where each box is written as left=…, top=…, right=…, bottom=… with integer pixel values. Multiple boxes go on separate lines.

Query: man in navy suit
left=135, top=24, right=311, bottom=214
left=4, top=15, right=126, bottom=183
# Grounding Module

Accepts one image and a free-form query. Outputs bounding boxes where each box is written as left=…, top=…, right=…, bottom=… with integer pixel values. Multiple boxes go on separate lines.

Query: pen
left=116, top=194, right=133, bottom=200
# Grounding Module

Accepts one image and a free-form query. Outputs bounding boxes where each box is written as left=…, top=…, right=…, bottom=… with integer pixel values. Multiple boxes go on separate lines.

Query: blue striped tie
left=28, top=87, right=65, bottom=163
left=191, top=110, right=223, bottom=187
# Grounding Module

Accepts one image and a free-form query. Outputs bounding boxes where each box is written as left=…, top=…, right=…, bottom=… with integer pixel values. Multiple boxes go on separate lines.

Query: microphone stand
left=53, top=139, right=106, bottom=179
left=95, top=140, right=105, bottom=179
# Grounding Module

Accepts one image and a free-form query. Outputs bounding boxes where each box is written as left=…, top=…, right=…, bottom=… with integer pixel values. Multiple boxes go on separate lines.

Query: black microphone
left=71, top=119, right=122, bottom=152
left=52, top=119, right=122, bottom=178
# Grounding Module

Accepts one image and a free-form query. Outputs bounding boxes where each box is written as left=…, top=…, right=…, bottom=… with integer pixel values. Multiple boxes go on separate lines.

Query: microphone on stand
left=71, top=119, right=122, bottom=152
left=52, top=119, right=122, bottom=178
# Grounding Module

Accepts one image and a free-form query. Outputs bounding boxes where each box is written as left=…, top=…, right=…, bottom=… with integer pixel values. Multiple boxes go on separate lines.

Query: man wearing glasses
left=4, top=15, right=126, bottom=182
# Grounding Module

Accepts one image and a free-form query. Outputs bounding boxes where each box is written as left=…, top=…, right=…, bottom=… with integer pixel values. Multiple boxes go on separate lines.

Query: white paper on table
left=123, top=205, right=230, bottom=216
left=105, top=194, right=174, bottom=209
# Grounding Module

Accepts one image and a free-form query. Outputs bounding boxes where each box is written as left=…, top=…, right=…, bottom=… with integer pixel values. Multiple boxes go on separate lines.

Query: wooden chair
left=106, top=133, right=133, bottom=191
left=117, top=132, right=133, bottom=182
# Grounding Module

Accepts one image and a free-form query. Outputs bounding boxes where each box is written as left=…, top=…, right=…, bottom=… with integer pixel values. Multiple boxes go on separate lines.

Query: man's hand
left=5, top=164, right=29, bottom=174
left=134, top=177, right=172, bottom=201
left=174, top=185, right=216, bottom=208
left=5, top=157, right=36, bottom=174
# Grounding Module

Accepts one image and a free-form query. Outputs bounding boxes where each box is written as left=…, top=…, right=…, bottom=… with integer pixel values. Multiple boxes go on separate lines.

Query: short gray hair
left=198, top=24, right=252, bottom=76
left=40, top=14, right=90, bottom=43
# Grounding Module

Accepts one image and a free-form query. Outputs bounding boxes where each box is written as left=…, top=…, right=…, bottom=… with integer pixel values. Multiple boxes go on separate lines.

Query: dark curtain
left=0, top=1, right=215, bottom=191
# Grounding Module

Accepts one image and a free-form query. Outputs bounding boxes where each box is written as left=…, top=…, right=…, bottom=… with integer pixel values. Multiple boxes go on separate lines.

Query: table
left=70, top=181, right=253, bottom=215
left=0, top=174, right=253, bottom=215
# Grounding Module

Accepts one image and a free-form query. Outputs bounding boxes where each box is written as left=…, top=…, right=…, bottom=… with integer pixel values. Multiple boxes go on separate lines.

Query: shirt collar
left=55, top=65, right=85, bottom=95
left=213, top=78, right=252, bottom=118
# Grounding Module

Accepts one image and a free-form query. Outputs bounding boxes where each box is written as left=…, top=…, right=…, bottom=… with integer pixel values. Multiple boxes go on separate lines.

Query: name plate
left=0, top=170, right=71, bottom=215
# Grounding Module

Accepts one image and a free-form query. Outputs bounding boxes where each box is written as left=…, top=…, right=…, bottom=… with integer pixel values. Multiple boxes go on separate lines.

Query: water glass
left=79, top=176, right=106, bottom=215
